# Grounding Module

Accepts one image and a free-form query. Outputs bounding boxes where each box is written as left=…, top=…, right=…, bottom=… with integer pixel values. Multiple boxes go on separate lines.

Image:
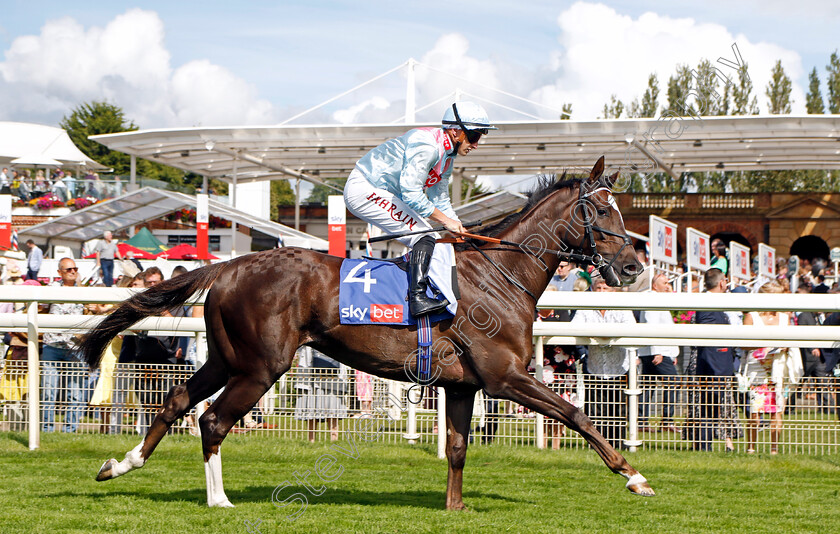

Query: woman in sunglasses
left=344, top=101, right=496, bottom=317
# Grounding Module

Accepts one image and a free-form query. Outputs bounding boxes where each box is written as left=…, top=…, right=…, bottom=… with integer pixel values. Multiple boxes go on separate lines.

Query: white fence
left=1, top=287, right=839, bottom=456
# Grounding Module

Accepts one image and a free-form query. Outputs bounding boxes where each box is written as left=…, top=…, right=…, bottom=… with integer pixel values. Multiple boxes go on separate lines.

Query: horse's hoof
left=627, top=482, right=656, bottom=497
left=96, top=459, right=118, bottom=481
left=208, top=498, right=235, bottom=508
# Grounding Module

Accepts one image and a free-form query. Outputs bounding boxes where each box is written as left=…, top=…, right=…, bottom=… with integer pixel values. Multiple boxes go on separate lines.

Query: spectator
left=571, top=274, right=636, bottom=449
left=0, top=276, right=34, bottom=430
left=354, top=370, right=374, bottom=416
left=294, top=347, right=348, bottom=442
left=549, top=260, right=579, bottom=292
left=0, top=167, right=9, bottom=192
left=812, top=274, right=830, bottom=294
left=741, top=281, right=803, bottom=454
left=41, top=258, right=86, bottom=433
left=25, top=239, right=43, bottom=281
left=52, top=174, right=69, bottom=203
left=710, top=239, right=728, bottom=274
left=689, top=268, right=736, bottom=451
left=132, top=267, right=186, bottom=432
left=535, top=288, right=578, bottom=449
left=792, top=286, right=829, bottom=414
left=64, top=172, right=76, bottom=198
left=89, top=276, right=135, bottom=433
left=819, top=311, right=840, bottom=422
left=94, top=231, right=123, bottom=287
left=124, top=250, right=143, bottom=273
left=637, top=273, right=680, bottom=434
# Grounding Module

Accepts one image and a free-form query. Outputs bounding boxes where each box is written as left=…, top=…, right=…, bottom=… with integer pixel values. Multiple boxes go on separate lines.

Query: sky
left=1, top=1, right=838, bottom=131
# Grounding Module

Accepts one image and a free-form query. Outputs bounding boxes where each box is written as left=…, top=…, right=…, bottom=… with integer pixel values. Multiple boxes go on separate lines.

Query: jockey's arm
left=428, top=207, right=466, bottom=234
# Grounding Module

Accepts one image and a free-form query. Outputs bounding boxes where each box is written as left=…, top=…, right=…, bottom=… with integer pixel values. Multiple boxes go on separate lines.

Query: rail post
left=534, top=336, right=545, bottom=449
left=624, top=348, right=642, bottom=452
left=26, top=302, right=40, bottom=450
left=437, top=386, right=446, bottom=459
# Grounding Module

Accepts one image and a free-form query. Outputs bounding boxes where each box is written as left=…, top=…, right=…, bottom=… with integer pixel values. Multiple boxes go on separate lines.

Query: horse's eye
left=597, top=208, right=609, bottom=217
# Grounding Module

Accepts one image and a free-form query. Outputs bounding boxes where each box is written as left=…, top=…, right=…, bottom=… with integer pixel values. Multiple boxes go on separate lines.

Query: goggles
left=447, top=103, right=488, bottom=144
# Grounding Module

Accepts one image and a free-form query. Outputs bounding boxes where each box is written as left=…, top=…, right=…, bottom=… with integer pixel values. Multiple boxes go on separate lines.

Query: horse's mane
left=455, top=173, right=580, bottom=250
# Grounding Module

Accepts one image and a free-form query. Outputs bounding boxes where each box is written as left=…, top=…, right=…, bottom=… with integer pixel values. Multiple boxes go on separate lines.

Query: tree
left=666, top=65, right=692, bottom=114
left=766, top=60, right=792, bottom=114
left=806, top=67, right=826, bottom=114
left=826, top=51, right=840, bottom=113
left=693, top=59, right=724, bottom=116
left=601, top=95, right=624, bottom=119
left=731, top=64, right=759, bottom=115
left=305, top=178, right=347, bottom=204
left=60, top=101, right=138, bottom=174
left=270, top=179, right=296, bottom=221
left=560, top=103, right=572, bottom=120
left=640, top=74, right=660, bottom=118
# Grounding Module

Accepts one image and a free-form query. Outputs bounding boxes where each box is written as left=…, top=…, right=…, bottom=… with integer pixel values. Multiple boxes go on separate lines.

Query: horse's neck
left=473, top=189, right=574, bottom=301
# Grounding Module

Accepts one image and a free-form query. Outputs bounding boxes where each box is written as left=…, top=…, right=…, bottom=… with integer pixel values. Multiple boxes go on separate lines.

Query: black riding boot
left=408, top=238, right=449, bottom=317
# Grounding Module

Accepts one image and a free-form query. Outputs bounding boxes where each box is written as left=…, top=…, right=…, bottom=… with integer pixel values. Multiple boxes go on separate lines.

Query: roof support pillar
left=129, top=155, right=136, bottom=192
left=451, top=169, right=463, bottom=207
left=294, top=179, right=301, bottom=231
left=230, top=159, right=238, bottom=259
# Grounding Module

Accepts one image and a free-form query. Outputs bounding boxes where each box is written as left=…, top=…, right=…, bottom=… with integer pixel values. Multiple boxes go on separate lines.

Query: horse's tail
left=78, top=262, right=227, bottom=369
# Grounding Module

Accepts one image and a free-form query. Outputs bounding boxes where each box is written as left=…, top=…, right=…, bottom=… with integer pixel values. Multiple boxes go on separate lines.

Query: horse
left=79, top=156, right=653, bottom=510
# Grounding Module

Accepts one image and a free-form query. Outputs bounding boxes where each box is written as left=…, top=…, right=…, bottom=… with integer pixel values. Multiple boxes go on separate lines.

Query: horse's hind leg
left=95, top=361, right=228, bottom=482
left=443, top=388, right=476, bottom=511
left=199, top=373, right=277, bottom=508
left=487, top=370, right=654, bottom=496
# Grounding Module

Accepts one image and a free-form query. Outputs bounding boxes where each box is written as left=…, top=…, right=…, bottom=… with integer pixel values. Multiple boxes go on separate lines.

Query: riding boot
left=408, top=238, right=449, bottom=317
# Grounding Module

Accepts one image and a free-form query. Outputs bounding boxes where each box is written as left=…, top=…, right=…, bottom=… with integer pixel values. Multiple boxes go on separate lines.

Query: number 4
left=343, top=261, right=377, bottom=293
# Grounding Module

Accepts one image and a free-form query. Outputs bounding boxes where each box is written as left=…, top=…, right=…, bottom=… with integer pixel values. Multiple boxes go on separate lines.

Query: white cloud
left=332, top=96, right=389, bottom=124
left=530, top=2, right=806, bottom=118
left=0, top=9, right=275, bottom=127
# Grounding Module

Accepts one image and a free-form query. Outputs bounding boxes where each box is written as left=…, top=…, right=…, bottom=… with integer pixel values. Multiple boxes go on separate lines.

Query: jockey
left=344, top=101, right=496, bottom=317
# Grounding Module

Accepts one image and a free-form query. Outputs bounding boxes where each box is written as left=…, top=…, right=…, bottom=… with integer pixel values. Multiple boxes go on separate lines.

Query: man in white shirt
left=637, top=274, right=680, bottom=434
left=571, top=275, right=636, bottom=448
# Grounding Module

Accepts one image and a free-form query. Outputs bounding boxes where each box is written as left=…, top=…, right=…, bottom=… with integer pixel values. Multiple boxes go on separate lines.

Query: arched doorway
left=710, top=232, right=750, bottom=249
left=789, top=235, right=830, bottom=262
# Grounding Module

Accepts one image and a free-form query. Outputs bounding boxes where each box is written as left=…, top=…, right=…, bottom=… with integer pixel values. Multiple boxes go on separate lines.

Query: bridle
left=574, top=180, right=634, bottom=284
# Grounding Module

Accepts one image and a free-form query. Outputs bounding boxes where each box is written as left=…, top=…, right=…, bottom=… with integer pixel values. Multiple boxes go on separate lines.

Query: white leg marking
left=205, top=450, right=234, bottom=508
left=111, top=440, right=147, bottom=477
left=625, top=473, right=647, bottom=487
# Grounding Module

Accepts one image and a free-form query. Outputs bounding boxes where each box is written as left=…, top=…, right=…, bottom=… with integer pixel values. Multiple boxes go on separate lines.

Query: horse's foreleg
left=443, top=389, right=476, bottom=511
left=199, top=374, right=275, bottom=508
left=95, top=363, right=227, bottom=482
left=488, top=371, right=654, bottom=497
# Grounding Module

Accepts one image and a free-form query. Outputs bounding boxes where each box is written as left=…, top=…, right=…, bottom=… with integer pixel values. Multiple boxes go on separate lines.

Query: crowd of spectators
left=0, top=236, right=838, bottom=453
left=0, top=167, right=121, bottom=204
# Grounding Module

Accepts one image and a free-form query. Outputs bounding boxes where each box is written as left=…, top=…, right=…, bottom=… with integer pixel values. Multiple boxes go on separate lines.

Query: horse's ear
left=605, top=171, right=619, bottom=188
left=588, top=156, right=605, bottom=183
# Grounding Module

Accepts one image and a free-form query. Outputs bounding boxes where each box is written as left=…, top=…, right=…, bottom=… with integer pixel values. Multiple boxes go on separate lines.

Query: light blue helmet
left=441, top=102, right=497, bottom=134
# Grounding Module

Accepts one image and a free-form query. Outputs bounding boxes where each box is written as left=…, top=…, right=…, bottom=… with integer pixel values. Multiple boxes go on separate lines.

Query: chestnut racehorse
left=79, top=156, right=653, bottom=509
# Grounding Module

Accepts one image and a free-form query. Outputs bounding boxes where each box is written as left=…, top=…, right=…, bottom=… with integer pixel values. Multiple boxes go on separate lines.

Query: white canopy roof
left=89, top=115, right=840, bottom=186
left=0, top=121, right=108, bottom=170
left=18, top=187, right=328, bottom=250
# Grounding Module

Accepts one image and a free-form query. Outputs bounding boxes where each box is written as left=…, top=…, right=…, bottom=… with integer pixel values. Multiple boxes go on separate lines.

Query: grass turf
left=0, top=432, right=837, bottom=533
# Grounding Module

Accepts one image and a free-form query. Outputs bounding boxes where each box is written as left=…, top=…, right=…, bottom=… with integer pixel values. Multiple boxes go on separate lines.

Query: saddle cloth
left=339, top=243, right=457, bottom=325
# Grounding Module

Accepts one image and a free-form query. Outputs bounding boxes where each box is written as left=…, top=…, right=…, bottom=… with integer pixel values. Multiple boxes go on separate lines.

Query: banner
left=328, top=195, right=346, bottom=258
left=649, top=215, right=677, bottom=266
left=196, top=194, right=209, bottom=260
left=0, top=195, right=10, bottom=249
left=730, top=241, right=750, bottom=280
left=686, top=227, right=710, bottom=272
left=758, top=243, right=776, bottom=279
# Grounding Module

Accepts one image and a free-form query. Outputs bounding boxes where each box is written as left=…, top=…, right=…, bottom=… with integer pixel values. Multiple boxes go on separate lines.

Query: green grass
left=0, top=432, right=838, bottom=533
